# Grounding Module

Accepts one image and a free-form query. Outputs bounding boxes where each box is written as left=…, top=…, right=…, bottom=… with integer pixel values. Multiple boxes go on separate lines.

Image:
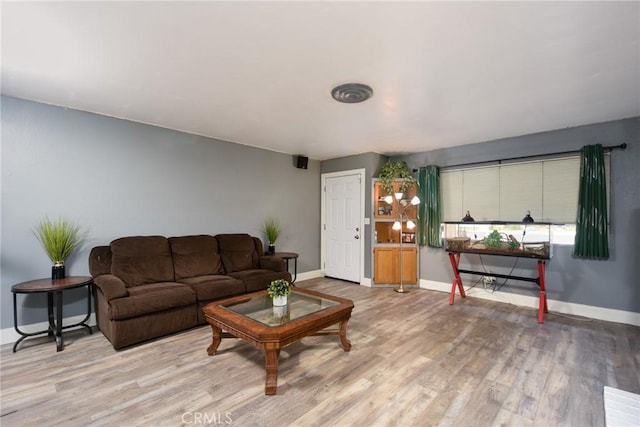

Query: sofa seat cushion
left=216, top=234, right=260, bottom=273
left=228, top=269, right=292, bottom=293
left=169, top=235, right=224, bottom=280
left=178, top=275, right=245, bottom=301
left=108, top=282, right=196, bottom=321
left=111, top=236, right=175, bottom=286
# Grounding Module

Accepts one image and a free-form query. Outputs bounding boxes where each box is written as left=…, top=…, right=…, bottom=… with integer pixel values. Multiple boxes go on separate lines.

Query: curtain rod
left=413, top=143, right=627, bottom=172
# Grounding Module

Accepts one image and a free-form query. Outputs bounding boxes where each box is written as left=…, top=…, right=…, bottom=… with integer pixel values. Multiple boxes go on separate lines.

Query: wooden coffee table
left=203, top=287, right=354, bottom=395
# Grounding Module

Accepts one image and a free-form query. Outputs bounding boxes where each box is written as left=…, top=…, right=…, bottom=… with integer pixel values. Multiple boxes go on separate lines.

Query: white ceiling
left=2, top=1, right=639, bottom=160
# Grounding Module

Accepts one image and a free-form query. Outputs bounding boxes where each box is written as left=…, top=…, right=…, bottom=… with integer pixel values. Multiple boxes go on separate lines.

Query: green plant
left=481, top=230, right=504, bottom=249
left=34, top=216, right=87, bottom=263
left=268, top=279, right=291, bottom=298
left=507, top=240, right=519, bottom=250
left=378, top=160, right=415, bottom=194
left=263, top=218, right=282, bottom=245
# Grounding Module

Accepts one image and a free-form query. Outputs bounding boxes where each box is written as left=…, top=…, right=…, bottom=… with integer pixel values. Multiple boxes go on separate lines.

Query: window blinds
left=440, top=155, right=609, bottom=223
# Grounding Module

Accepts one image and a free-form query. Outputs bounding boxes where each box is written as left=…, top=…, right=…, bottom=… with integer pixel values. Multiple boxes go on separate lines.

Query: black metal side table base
left=268, top=252, right=299, bottom=284
left=12, top=278, right=93, bottom=352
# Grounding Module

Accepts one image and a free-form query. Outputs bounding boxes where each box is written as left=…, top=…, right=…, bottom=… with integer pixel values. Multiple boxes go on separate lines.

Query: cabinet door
left=400, top=247, right=417, bottom=284
left=373, top=247, right=398, bottom=284
left=374, top=247, right=417, bottom=284
left=374, top=181, right=418, bottom=219
left=396, top=182, right=418, bottom=219
left=374, top=182, right=395, bottom=218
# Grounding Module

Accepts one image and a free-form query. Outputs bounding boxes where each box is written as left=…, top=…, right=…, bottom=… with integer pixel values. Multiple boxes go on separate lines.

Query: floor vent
left=604, top=386, right=640, bottom=427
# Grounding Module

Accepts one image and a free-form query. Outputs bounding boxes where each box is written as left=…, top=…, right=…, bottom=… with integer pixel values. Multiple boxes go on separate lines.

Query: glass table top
left=220, top=290, right=339, bottom=327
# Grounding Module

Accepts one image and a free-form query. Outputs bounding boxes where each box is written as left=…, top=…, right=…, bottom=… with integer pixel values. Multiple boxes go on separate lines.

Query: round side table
left=12, top=276, right=93, bottom=352
left=270, top=252, right=299, bottom=283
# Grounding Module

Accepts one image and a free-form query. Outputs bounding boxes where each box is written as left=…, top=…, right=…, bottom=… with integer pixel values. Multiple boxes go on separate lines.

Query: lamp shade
left=392, top=221, right=402, bottom=230
left=522, top=210, right=534, bottom=223
left=394, top=192, right=404, bottom=201
left=410, top=196, right=420, bottom=205
left=406, top=220, right=416, bottom=229
left=462, top=211, right=475, bottom=222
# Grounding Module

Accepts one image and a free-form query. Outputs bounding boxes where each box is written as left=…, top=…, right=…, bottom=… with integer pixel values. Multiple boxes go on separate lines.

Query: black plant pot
left=52, top=263, right=65, bottom=280
left=267, top=244, right=276, bottom=255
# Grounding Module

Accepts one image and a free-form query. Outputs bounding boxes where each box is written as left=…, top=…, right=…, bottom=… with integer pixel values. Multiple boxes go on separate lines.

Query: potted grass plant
left=263, top=217, right=282, bottom=254
left=34, top=216, right=87, bottom=280
left=268, top=279, right=291, bottom=307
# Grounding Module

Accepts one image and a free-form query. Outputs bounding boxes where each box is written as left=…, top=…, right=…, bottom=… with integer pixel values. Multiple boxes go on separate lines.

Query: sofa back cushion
left=216, top=234, right=260, bottom=273
left=169, top=235, right=224, bottom=280
left=110, top=236, right=175, bottom=286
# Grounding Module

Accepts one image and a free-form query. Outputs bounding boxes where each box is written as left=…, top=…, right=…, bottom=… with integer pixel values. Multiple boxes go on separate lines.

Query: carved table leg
left=339, top=319, right=351, bottom=352
left=264, top=349, right=280, bottom=395
left=207, top=324, right=222, bottom=356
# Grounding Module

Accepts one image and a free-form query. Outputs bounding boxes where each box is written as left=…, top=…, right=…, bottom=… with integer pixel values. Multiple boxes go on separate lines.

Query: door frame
left=320, top=169, right=366, bottom=284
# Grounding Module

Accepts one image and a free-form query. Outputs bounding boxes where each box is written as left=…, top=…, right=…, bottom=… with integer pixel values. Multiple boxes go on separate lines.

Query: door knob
left=354, top=235, right=360, bottom=239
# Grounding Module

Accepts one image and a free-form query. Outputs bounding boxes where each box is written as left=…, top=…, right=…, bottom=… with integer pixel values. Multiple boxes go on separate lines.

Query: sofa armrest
left=94, top=275, right=129, bottom=301
left=259, top=256, right=286, bottom=272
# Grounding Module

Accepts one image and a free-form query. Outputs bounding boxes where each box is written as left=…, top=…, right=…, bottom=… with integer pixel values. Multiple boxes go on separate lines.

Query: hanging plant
left=378, top=160, right=415, bottom=194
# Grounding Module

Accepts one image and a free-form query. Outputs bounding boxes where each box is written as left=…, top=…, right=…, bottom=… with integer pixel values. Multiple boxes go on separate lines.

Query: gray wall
left=396, top=117, right=639, bottom=313
left=1, top=96, right=321, bottom=329
left=321, top=152, right=388, bottom=278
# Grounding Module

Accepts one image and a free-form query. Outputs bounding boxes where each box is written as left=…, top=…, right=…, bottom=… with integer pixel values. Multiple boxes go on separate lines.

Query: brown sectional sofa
left=88, top=233, right=291, bottom=349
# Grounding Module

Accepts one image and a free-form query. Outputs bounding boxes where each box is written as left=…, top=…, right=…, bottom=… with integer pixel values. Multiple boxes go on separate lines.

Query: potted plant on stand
left=34, top=216, right=87, bottom=280
left=263, top=217, right=282, bottom=255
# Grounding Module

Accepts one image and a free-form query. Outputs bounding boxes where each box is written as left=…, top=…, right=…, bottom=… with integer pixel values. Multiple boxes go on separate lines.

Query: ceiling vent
left=331, top=83, right=373, bottom=103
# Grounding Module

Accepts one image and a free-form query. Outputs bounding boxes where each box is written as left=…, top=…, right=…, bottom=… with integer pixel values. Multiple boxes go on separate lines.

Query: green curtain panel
left=573, top=144, right=609, bottom=259
left=417, top=165, right=442, bottom=247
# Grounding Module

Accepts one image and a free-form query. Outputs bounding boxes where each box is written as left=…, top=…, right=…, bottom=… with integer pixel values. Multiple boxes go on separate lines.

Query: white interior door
left=323, top=172, right=362, bottom=282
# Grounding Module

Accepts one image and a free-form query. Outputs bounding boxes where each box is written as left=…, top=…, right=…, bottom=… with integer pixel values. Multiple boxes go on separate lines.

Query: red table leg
left=448, top=252, right=466, bottom=305
left=537, top=260, right=548, bottom=323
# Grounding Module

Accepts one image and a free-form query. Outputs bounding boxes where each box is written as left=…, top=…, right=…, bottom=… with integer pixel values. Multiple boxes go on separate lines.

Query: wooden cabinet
left=373, top=247, right=417, bottom=284
left=372, top=180, right=419, bottom=285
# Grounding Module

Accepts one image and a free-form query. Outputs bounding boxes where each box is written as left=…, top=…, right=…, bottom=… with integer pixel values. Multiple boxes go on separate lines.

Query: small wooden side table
left=12, top=276, right=93, bottom=352
left=267, top=252, right=299, bottom=283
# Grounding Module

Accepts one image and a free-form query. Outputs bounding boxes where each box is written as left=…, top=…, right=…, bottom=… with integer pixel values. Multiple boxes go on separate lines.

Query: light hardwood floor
left=1, top=278, right=638, bottom=426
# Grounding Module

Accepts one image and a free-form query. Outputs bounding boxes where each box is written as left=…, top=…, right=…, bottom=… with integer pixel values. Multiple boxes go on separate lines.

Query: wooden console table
left=446, top=250, right=549, bottom=323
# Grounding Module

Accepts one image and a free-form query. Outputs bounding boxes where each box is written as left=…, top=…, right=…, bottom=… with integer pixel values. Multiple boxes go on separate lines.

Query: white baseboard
left=359, top=277, right=372, bottom=287
left=296, top=269, right=322, bottom=282
left=604, top=386, right=640, bottom=427
left=420, top=279, right=640, bottom=327
left=1, top=313, right=97, bottom=346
